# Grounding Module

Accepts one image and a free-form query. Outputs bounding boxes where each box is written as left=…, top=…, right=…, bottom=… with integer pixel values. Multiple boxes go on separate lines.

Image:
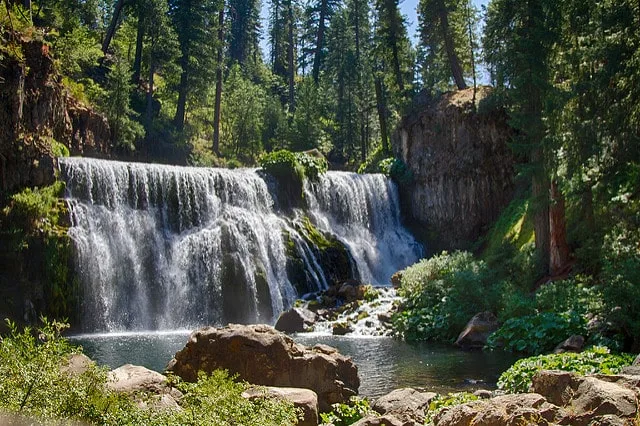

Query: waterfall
left=60, top=158, right=422, bottom=332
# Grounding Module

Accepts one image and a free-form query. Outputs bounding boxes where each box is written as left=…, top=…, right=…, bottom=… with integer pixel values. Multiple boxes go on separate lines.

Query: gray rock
left=108, top=364, right=182, bottom=410
left=242, top=386, right=318, bottom=426
left=372, top=388, right=436, bottom=425
left=166, top=324, right=359, bottom=412
left=351, top=414, right=407, bottom=426
left=274, top=307, right=317, bottom=333
left=454, top=312, right=499, bottom=350
left=554, top=335, right=585, bottom=353
left=61, top=353, right=94, bottom=376
left=472, top=389, right=493, bottom=399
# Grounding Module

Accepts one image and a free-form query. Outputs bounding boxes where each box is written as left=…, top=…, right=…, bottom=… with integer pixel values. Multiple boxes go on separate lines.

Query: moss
left=481, top=195, right=535, bottom=259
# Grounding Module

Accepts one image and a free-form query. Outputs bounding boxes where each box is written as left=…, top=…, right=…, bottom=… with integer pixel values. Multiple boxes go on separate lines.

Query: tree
left=373, top=0, right=412, bottom=96
left=227, top=0, right=260, bottom=65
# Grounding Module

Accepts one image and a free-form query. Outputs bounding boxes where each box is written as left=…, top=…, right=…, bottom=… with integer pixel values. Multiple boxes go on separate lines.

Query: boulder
left=166, top=324, right=359, bottom=412
left=275, top=307, right=317, bottom=333
left=108, top=364, right=182, bottom=410
left=434, top=393, right=567, bottom=426
left=554, top=335, right=585, bottom=353
left=242, top=386, right=318, bottom=426
left=337, top=280, right=367, bottom=303
left=454, top=312, right=499, bottom=350
left=372, top=388, right=437, bottom=425
left=333, top=322, right=354, bottom=335
left=352, top=414, right=407, bottom=426
left=61, top=353, right=95, bottom=376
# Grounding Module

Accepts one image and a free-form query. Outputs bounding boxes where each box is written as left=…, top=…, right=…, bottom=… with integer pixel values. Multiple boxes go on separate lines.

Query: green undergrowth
left=357, top=147, right=412, bottom=184
left=0, top=319, right=299, bottom=425
left=424, top=392, right=479, bottom=425
left=319, top=396, right=373, bottom=426
left=497, top=346, right=635, bottom=394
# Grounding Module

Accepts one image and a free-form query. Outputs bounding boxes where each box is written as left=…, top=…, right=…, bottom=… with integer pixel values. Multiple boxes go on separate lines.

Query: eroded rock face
left=0, top=38, right=111, bottom=193
left=392, top=87, right=515, bottom=250
left=454, top=311, right=499, bottom=350
left=166, top=324, right=359, bottom=412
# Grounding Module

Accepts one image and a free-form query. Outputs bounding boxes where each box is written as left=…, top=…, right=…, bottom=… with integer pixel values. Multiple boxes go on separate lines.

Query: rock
left=333, top=322, right=354, bottom=335
left=454, top=312, right=499, bottom=350
left=61, top=353, right=94, bottom=376
left=372, top=388, right=437, bottom=425
left=620, top=365, right=640, bottom=375
left=531, top=370, right=580, bottom=406
left=108, top=364, right=182, bottom=410
left=570, top=376, right=637, bottom=420
left=351, top=414, right=406, bottom=426
left=634, top=354, right=640, bottom=366
left=473, top=389, right=493, bottom=399
left=275, top=307, right=317, bottom=333
left=390, top=271, right=403, bottom=288
left=242, top=386, right=318, bottom=426
left=377, top=312, right=393, bottom=324
left=337, top=280, right=367, bottom=302
left=392, top=87, right=515, bottom=250
left=554, top=335, right=585, bottom=354
left=434, top=393, right=566, bottom=426
left=166, top=324, right=359, bottom=412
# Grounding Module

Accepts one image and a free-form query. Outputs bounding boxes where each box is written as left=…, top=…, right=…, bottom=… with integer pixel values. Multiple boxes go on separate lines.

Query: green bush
left=0, top=319, right=299, bottom=425
left=259, top=149, right=328, bottom=182
left=392, top=251, right=498, bottom=342
left=497, top=346, right=634, bottom=394
left=294, top=151, right=328, bottom=181
left=486, top=311, right=586, bottom=354
left=3, top=182, right=66, bottom=239
left=357, top=148, right=412, bottom=184
left=319, top=396, right=373, bottom=426
left=424, top=392, right=479, bottom=425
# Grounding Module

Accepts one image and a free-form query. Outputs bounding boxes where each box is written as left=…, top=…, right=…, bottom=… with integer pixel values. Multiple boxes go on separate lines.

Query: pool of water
left=70, top=332, right=519, bottom=398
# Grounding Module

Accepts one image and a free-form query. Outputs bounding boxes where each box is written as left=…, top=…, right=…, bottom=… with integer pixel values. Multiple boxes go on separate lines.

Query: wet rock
left=554, top=335, right=585, bottom=353
left=390, top=271, right=403, bottom=288
left=454, top=311, right=499, bottom=350
left=332, top=322, right=354, bottom=336
left=275, top=307, right=317, bottom=333
left=108, top=364, right=182, bottom=410
left=166, top=324, right=359, bottom=412
left=377, top=312, right=393, bottom=324
left=338, top=280, right=367, bottom=303
left=352, top=414, right=406, bottom=426
left=242, top=386, right=318, bottom=426
left=372, top=387, right=437, bottom=425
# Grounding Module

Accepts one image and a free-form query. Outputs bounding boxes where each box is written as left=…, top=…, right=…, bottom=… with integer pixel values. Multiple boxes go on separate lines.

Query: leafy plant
left=486, top=311, right=586, bottom=354
left=497, top=346, right=634, bottom=394
left=319, top=396, right=373, bottom=426
left=424, top=392, right=479, bottom=425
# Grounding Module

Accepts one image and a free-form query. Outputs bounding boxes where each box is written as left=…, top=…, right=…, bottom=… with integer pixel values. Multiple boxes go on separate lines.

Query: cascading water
left=60, top=157, right=422, bottom=332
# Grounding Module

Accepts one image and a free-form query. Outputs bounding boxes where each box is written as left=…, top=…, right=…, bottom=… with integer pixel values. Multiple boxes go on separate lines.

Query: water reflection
left=71, top=332, right=519, bottom=398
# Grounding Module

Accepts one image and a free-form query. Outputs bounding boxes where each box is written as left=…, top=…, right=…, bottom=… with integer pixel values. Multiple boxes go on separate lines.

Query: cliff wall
left=393, top=87, right=515, bottom=251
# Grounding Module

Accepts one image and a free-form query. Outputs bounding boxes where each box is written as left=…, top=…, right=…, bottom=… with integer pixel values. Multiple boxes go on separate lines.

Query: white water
left=60, top=158, right=422, bottom=332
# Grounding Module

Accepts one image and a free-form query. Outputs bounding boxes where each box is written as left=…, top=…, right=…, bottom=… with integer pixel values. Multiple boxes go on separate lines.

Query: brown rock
left=352, top=414, right=407, bottom=426
left=166, top=324, right=359, bottom=412
left=554, top=335, right=585, bottom=354
left=61, top=353, right=95, bottom=376
left=108, top=364, right=182, bottom=410
left=338, top=280, right=367, bottom=302
left=275, top=307, right=317, bottom=333
left=372, top=388, right=437, bottom=425
left=532, top=370, right=581, bottom=406
left=454, top=312, right=499, bottom=350
left=570, top=377, right=637, bottom=419
left=242, top=386, right=318, bottom=426
left=333, top=322, right=354, bottom=335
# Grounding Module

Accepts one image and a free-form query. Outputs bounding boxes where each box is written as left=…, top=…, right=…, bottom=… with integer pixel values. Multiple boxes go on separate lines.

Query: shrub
left=3, top=182, right=66, bottom=240
left=486, top=311, right=586, bottom=354
left=260, top=149, right=328, bottom=182
left=497, top=346, right=634, bottom=394
left=392, top=251, right=498, bottom=342
left=319, top=396, right=373, bottom=426
left=294, top=151, right=328, bottom=181
left=424, top=392, right=479, bottom=425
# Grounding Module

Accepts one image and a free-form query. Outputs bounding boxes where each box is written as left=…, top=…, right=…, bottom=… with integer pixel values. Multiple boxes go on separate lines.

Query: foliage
left=357, top=147, right=390, bottom=174
left=424, top=392, right=479, bottom=425
left=3, top=182, right=66, bottom=240
left=294, top=152, right=329, bottom=181
left=52, top=24, right=102, bottom=79
left=392, top=251, right=498, bottom=342
left=319, top=396, right=373, bottom=426
left=259, top=149, right=328, bottom=183
left=497, top=346, right=635, bottom=394
left=486, top=311, right=586, bottom=355
left=0, top=319, right=299, bottom=425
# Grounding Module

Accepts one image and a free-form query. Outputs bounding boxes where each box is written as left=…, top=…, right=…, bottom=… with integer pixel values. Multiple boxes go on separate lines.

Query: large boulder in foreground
left=166, top=324, right=359, bottom=412
left=108, top=364, right=182, bottom=410
left=373, top=387, right=437, bottom=425
left=454, top=311, right=499, bottom=350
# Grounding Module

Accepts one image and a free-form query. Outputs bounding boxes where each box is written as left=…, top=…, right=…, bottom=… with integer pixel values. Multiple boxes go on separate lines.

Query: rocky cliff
left=393, top=87, right=515, bottom=250
left=0, top=36, right=111, bottom=193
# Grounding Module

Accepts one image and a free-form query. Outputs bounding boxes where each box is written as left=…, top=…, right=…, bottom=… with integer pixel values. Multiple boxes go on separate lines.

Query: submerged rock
left=454, top=311, right=499, bottom=350
left=166, top=323, right=359, bottom=412
left=242, top=386, right=318, bottom=426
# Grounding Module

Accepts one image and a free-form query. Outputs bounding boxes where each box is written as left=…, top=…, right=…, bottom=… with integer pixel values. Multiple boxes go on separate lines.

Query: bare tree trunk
left=438, top=0, right=467, bottom=90
left=132, top=16, right=144, bottom=84
left=102, top=0, right=127, bottom=53
left=174, top=53, right=189, bottom=131
left=375, top=77, right=389, bottom=153
left=549, top=180, right=571, bottom=275
left=212, top=6, right=225, bottom=156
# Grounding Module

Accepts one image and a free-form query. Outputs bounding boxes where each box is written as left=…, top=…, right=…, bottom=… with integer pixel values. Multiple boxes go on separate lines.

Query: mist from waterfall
left=60, top=158, right=422, bottom=332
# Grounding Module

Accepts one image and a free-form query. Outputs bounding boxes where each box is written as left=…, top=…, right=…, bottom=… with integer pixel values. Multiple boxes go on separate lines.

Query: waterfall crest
left=60, top=158, right=421, bottom=332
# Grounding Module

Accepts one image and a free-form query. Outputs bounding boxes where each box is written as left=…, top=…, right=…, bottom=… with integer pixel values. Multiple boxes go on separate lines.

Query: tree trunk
left=145, top=55, right=155, bottom=140
left=287, top=0, right=295, bottom=111
left=549, top=180, right=571, bottom=275
left=438, top=0, right=467, bottom=90
left=132, top=15, right=144, bottom=84
left=312, top=0, right=328, bottom=84
left=375, top=77, right=389, bottom=153
left=212, top=6, right=225, bottom=156
left=531, top=149, right=550, bottom=276
left=174, top=54, right=189, bottom=131
left=102, top=0, right=127, bottom=53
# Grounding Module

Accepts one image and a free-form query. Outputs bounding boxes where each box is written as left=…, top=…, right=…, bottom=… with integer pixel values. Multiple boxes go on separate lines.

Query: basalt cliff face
left=0, top=36, right=111, bottom=193
left=393, top=87, right=515, bottom=251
